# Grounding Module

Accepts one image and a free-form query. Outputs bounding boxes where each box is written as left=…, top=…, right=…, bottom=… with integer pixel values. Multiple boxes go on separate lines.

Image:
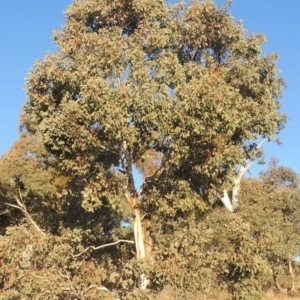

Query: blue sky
left=0, top=0, right=299, bottom=177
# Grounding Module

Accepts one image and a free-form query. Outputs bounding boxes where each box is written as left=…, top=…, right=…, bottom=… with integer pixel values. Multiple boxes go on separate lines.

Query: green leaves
left=24, top=0, right=286, bottom=208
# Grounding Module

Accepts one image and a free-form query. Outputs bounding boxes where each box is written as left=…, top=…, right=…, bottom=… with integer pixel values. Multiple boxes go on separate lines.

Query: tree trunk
left=220, top=140, right=267, bottom=211
left=220, top=190, right=234, bottom=212
left=126, top=194, right=151, bottom=290
left=288, top=257, right=295, bottom=293
left=133, top=206, right=146, bottom=260
left=273, top=274, right=285, bottom=294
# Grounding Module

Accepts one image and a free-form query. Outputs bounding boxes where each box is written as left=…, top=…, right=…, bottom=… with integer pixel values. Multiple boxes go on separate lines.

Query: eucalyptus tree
left=23, top=0, right=286, bottom=289
left=239, top=161, right=300, bottom=294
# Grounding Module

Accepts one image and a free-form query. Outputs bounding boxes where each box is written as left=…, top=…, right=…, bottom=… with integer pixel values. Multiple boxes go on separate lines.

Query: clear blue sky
left=1, top=1, right=299, bottom=176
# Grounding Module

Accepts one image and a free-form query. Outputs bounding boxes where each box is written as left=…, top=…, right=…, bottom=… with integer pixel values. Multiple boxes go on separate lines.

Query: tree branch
left=73, top=239, right=134, bottom=258
left=5, top=196, right=45, bottom=236
left=220, top=190, right=234, bottom=212
left=228, top=138, right=269, bottom=211
left=29, top=272, right=50, bottom=283
left=84, top=284, right=110, bottom=293
left=237, top=139, right=268, bottom=181
left=141, top=213, right=151, bottom=221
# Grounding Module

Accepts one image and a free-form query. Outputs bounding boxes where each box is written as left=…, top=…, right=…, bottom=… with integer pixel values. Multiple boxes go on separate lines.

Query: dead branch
left=141, top=213, right=151, bottom=221
left=29, top=272, right=50, bottom=283
left=5, top=196, right=45, bottom=236
left=59, top=271, right=110, bottom=299
left=85, top=284, right=110, bottom=292
left=59, top=271, right=84, bottom=299
left=73, top=239, right=134, bottom=258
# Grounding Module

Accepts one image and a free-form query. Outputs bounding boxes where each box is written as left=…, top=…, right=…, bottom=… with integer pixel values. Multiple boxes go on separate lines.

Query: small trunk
left=288, top=257, right=295, bottom=293
left=273, top=274, right=285, bottom=294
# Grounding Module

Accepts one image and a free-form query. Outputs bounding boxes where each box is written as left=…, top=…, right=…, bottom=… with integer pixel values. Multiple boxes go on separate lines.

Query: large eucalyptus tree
left=24, top=0, right=286, bottom=289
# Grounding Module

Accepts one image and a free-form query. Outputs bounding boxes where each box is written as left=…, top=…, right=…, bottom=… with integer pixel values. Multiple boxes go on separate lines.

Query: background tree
left=239, top=160, right=300, bottom=294
left=0, top=131, right=62, bottom=234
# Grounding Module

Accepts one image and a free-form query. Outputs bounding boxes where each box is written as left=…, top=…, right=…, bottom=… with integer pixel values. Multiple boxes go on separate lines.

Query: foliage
left=239, top=161, right=300, bottom=292
left=206, top=211, right=272, bottom=299
left=0, top=133, right=62, bottom=234
left=0, top=225, right=114, bottom=299
left=23, top=0, right=285, bottom=213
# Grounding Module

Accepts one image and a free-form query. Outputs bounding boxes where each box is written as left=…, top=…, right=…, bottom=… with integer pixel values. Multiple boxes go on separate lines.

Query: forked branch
left=5, top=190, right=45, bottom=236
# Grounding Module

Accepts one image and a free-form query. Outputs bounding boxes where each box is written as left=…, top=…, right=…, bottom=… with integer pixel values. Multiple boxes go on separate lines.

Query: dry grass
left=156, top=275, right=300, bottom=300
left=207, top=289, right=300, bottom=300
left=264, top=291, right=300, bottom=300
left=98, top=274, right=300, bottom=299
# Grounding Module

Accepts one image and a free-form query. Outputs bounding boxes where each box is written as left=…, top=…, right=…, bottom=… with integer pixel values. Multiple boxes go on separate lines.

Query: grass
left=264, top=290, right=300, bottom=300
left=205, top=288, right=300, bottom=300
left=155, top=275, right=300, bottom=299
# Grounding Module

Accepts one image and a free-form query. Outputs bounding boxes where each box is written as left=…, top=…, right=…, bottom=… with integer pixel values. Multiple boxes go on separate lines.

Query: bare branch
left=15, top=192, right=25, bottom=209
left=5, top=195, right=45, bottom=236
left=74, top=239, right=134, bottom=258
left=141, top=213, right=151, bottom=221
left=29, top=272, right=50, bottom=283
left=59, top=270, right=110, bottom=298
left=5, top=202, right=25, bottom=212
left=257, top=138, right=268, bottom=148
left=84, top=284, right=110, bottom=293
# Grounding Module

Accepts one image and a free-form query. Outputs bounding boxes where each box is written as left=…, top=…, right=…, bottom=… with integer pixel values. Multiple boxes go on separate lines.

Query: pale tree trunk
left=125, top=194, right=150, bottom=290
left=121, top=141, right=151, bottom=290
left=134, top=209, right=148, bottom=290
left=288, top=256, right=295, bottom=293
left=221, top=163, right=254, bottom=212
left=220, top=190, right=234, bottom=212
left=274, top=273, right=285, bottom=294
left=133, top=206, right=146, bottom=260
left=221, top=140, right=267, bottom=212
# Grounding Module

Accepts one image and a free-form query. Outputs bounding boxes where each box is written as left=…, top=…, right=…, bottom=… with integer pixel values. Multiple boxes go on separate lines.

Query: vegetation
left=1, top=0, right=299, bottom=299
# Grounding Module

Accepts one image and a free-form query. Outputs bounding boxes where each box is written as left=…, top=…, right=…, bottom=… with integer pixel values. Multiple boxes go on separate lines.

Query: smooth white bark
left=121, top=140, right=150, bottom=290
left=221, top=139, right=267, bottom=212
left=220, top=190, right=234, bottom=212
left=133, top=207, right=149, bottom=290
